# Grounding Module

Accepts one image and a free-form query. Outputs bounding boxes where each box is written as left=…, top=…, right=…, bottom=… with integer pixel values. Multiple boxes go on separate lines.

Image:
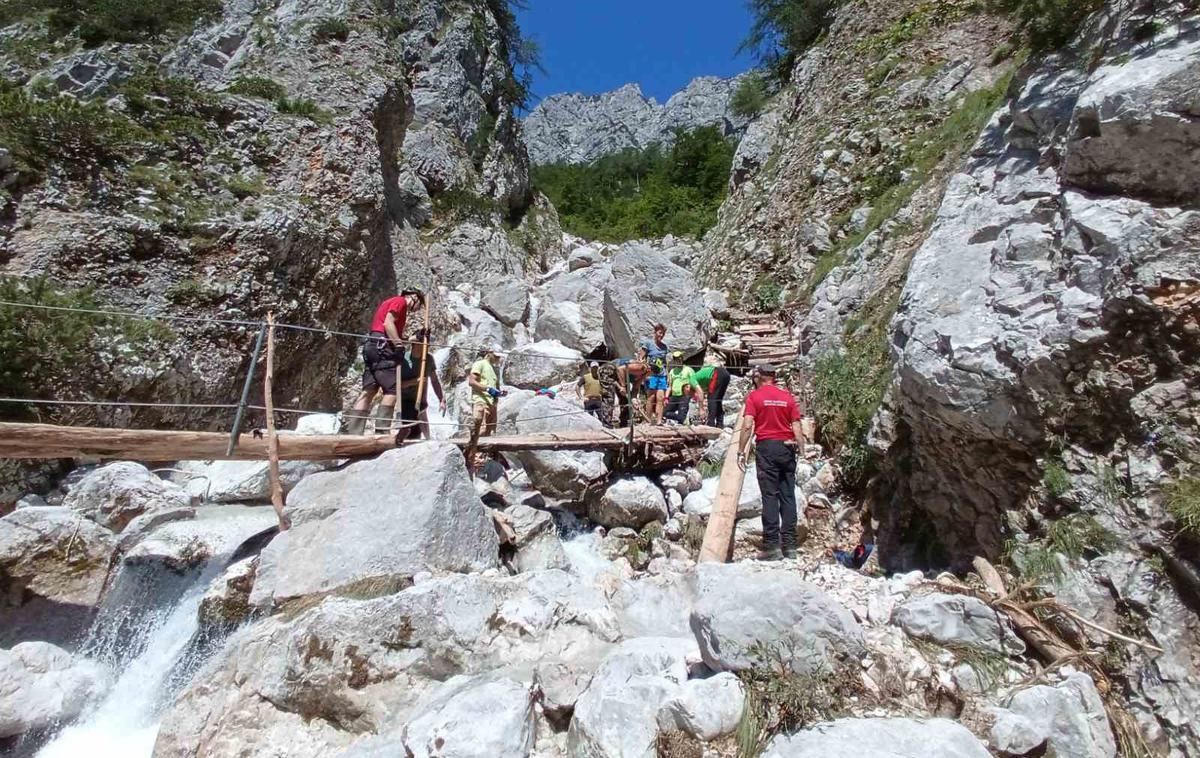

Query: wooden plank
left=699, top=410, right=747, bottom=563
left=263, top=314, right=290, bottom=531
left=0, top=422, right=722, bottom=460
left=735, top=324, right=778, bottom=335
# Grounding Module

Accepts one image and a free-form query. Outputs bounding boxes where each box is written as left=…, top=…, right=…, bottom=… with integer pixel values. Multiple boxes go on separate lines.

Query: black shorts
left=362, top=335, right=398, bottom=396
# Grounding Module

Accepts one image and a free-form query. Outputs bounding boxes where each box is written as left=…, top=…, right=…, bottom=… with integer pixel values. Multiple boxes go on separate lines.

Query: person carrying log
left=465, top=346, right=505, bottom=475
left=347, top=289, right=425, bottom=435
left=736, top=363, right=806, bottom=561
left=396, top=328, right=447, bottom=442
left=664, top=351, right=704, bottom=425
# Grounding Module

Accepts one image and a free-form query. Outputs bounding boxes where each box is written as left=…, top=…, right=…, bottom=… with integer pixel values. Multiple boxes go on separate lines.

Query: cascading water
left=37, top=559, right=229, bottom=758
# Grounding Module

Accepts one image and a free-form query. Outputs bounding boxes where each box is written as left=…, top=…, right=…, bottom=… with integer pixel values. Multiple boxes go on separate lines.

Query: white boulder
left=63, top=461, right=193, bottom=532
left=590, top=477, right=668, bottom=529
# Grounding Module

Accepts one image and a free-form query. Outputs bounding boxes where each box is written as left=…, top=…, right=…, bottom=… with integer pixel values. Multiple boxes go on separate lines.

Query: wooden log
left=0, top=422, right=721, bottom=460
left=699, top=410, right=747, bottom=563
left=972, top=556, right=1074, bottom=663
left=263, top=314, right=290, bottom=531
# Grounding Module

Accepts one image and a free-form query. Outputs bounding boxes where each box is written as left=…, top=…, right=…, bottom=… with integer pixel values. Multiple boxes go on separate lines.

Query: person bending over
left=348, top=290, right=424, bottom=435
left=664, top=351, right=704, bottom=425
left=396, top=329, right=447, bottom=442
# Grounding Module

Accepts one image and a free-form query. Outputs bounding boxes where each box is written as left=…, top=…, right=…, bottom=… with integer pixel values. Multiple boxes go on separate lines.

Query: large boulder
left=892, top=593, right=1025, bottom=656
left=689, top=562, right=864, bottom=675
left=590, top=477, right=668, bottom=529
left=480, top=276, right=531, bottom=327
left=602, top=245, right=712, bottom=359
left=250, top=444, right=499, bottom=607
left=496, top=393, right=608, bottom=502
left=173, top=458, right=327, bottom=504
left=121, top=505, right=278, bottom=573
left=656, top=672, right=745, bottom=741
left=402, top=675, right=535, bottom=758
left=988, top=672, right=1116, bottom=758
left=567, top=637, right=695, bottom=758
left=0, top=507, right=115, bottom=607
left=763, top=717, right=992, bottom=757
left=615, top=570, right=696, bottom=638
left=63, top=462, right=193, bottom=533
left=0, top=641, right=111, bottom=739
left=502, top=340, right=582, bottom=389
left=533, top=264, right=611, bottom=354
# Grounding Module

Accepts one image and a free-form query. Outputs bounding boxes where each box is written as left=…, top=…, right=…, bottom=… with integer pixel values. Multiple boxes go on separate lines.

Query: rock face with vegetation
left=523, top=76, right=751, bottom=166
left=0, top=0, right=558, bottom=429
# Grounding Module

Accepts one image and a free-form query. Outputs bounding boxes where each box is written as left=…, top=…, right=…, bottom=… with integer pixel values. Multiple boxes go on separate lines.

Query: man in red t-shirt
left=737, top=363, right=806, bottom=561
left=346, top=290, right=425, bottom=435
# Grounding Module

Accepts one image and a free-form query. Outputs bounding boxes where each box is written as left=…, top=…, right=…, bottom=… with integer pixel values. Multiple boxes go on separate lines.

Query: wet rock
left=763, top=717, right=992, bottom=757
left=198, top=556, right=258, bottom=634
left=690, top=562, right=865, bottom=675
left=591, top=477, right=668, bottom=530
left=0, top=507, right=116, bottom=609
left=988, top=672, right=1116, bottom=758
left=504, top=504, right=569, bottom=573
left=122, top=505, right=277, bottom=573
left=893, top=592, right=1025, bottom=655
left=0, top=641, right=112, bottom=739
left=656, top=672, right=745, bottom=741
left=603, top=245, right=713, bottom=359
left=63, top=462, right=193, bottom=533
left=251, top=445, right=498, bottom=607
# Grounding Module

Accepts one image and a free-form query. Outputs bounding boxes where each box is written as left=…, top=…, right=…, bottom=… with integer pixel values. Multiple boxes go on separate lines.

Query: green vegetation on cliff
left=0, top=0, right=221, bottom=45
left=531, top=126, right=735, bottom=243
left=740, top=0, right=840, bottom=81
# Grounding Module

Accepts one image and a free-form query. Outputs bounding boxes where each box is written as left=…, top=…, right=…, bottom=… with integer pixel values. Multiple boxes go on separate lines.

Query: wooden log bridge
left=0, top=422, right=722, bottom=462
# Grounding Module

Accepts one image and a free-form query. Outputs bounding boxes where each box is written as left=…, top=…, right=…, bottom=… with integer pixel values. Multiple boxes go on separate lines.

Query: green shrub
left=730, top=72, right=769, bottom=118
left=989, top=0, right=1105, bottom=50
left=431, top=188, right=502, bottom=224
left=1166, top=477, right=1200, bottom=538
left=312, top=16, right=350, bottom=42
left=1044, top=460, right=1071, bottom=498
left=739, top=0, right=840, bottom=82
left=35, top=0, right=222, bottom=45
left=810, top=337, right=890, bottom=490
left=751, top=276, right=783, bottom=313
left=275, top=97, right=332, bottom=124
left=226, top=174, right=264, bottom=199
left=468, top=111, right=497, bottom=169
left=0, top=89, right=147, bottom=174
left=532, top=125, right=735, bottom=243
left=0, top=276, right=170, bottom=418
left=1047, top=513, right=1118, bottom=558
left=228, top=76, right=287, bottom=101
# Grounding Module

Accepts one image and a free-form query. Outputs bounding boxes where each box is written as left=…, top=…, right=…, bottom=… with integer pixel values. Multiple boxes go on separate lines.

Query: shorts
left=646, top=375, right=668, bottom=392
left=361, top=335, right=398, bottom=396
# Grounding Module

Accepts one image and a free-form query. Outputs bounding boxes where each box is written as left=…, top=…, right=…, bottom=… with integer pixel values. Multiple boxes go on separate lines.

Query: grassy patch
left=854, top=0, right=983, bottom=58
left=312, top=16, right=350, bottom=42
left=0, top=89, right=147, bottom=175
left=1007, top=513, right=1119, bottom=581
left=467, top=110, right=497, bottom=169
left=751, top=275, right=783, bottom=313
left=11, top=0, right=222, bottom=45
left=228, top=76, right=287, bottom=101
left=1166, top=477, right=1200, bottom=538
left=1043, top=459, right=1071, bottom=498
left=275, top=97, right=332, bottom=124
left=988, top=0, right=1105, bottom=51
left=735, top=644, right=865, bottom=757
left=810, top=331, right=890, bottom=491
left=431, top=187, right=502, bottom=224
left=226, top=174, right=264, bottom=199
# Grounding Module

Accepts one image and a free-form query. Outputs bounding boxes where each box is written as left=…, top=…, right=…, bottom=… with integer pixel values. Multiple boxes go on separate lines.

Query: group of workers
left=351, top=291, right=808, bottom=561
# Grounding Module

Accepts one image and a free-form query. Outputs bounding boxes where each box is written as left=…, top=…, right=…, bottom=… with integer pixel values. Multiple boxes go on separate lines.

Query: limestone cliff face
left=0, top=0, right=559, bottom=425
left=522, top=76, right=752, bottom=165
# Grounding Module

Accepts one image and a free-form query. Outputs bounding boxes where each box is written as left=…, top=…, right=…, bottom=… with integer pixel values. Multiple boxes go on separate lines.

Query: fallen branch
left=1057, top=608, right=1164, bottom=654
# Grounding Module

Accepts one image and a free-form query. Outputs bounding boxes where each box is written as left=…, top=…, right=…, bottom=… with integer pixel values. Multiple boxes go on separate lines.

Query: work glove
left=487, top=387, right=502, bottom=398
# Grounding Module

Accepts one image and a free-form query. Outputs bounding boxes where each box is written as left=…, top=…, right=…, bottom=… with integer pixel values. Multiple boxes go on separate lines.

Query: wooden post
left=698, top=409, right=748, bottom=563
left=411, top=290, right=433, bottom=439
left=226, top=322, right=267, bottom=456
left=263, top=313, right=290, bottom=531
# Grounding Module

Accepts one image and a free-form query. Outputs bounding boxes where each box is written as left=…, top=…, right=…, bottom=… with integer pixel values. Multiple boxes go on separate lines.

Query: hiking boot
left=757, top=547, right=783, bottom=562
left=782, top=547, right=797, bottom=560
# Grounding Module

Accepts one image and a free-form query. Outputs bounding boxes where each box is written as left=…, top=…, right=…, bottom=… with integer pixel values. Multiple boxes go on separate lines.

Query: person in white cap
left=576, top=361, right=604, bottom=421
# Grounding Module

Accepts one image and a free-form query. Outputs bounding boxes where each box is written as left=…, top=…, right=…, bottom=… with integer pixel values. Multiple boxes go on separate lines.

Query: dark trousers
left=665, top=395, right=691, bottom=423
left=706, top=367, right=731, bottom=427
left=584, top=398, right=603, bottom=420
left=757, top=439, right=798, bottom=550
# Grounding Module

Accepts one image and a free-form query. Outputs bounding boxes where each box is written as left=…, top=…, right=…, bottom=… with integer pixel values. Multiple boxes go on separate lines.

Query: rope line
left=0, top=298, right=790, bottom=369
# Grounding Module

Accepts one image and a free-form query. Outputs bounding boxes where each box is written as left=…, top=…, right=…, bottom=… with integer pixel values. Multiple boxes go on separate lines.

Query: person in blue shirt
left=638, top=323, right=670, bottom=425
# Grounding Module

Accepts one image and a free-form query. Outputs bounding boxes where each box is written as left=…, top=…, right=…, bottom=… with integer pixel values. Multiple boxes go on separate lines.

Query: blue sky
left=516, top=1, right=755, bottom=106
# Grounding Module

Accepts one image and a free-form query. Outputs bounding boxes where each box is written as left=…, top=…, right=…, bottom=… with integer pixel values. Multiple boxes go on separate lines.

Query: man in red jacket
left=346, top=290, right=425, bottom=435
left=736, top=363, right=806, bottom=561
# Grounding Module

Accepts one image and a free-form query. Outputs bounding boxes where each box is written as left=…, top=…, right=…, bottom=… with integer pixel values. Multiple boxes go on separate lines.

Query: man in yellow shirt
left=664, top=351, right=705, bottom=425
left=465, top=347, right=504, bottom=475
left=576, top=361, right=605, bottom=423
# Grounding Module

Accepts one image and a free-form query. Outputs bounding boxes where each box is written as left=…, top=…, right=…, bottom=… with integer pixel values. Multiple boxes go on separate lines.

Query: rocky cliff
left=0, top=0, right=560, bottom=427
left=522, top=76, right=751, bottom=165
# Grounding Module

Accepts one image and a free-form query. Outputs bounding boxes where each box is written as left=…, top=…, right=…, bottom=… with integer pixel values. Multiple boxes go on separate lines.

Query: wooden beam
left=263, top=314, right=290, bottom=531
left=699, top=410, right=747, bottom=563
left=0, top=422, right=721, bottom=461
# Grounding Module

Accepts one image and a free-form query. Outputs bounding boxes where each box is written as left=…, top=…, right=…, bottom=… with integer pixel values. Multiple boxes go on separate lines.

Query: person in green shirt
left=465, top=347, right=505, bottom=475
left=692, top=362, right=731, bottom=427
left=664, top=351, right=705, bottom=425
